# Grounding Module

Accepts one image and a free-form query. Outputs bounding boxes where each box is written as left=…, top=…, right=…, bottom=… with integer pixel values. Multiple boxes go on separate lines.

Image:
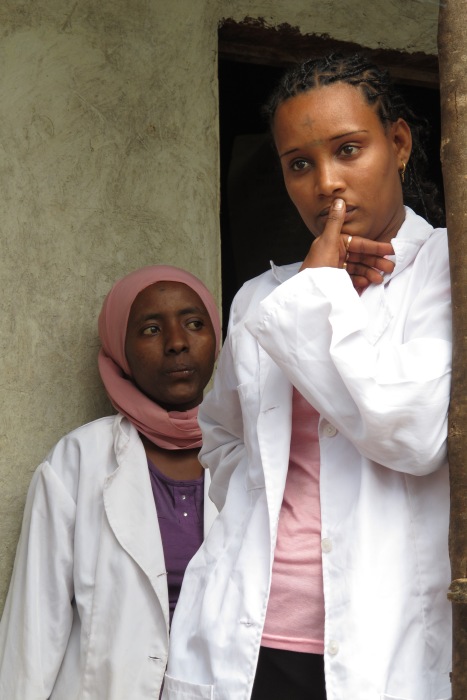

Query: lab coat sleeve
left=0, top=461, right=76, bottom=699
left=246, top=238, right=451, bottom=476
left=198, top=319, right=247, bottom=511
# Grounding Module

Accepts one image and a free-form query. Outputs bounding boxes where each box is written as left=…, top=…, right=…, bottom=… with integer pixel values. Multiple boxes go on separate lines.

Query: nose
left=315, top=160, right=345, bottom=198
left=164, top=324, right=189, bottom=355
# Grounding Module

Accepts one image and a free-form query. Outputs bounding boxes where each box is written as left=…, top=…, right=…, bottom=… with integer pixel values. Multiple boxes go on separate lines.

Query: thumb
left=300, top=198, right=346, bottom=271
left=323, top=198, right=345, bottom=240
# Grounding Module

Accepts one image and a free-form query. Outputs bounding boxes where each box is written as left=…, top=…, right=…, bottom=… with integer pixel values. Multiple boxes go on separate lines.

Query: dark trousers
left=250, top=646, right=327, bottom=700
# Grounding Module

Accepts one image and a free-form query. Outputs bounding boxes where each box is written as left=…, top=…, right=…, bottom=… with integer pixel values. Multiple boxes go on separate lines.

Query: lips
left=165, top=365, right=195, bottom=377
left=318, top=204, right=356, bottom=218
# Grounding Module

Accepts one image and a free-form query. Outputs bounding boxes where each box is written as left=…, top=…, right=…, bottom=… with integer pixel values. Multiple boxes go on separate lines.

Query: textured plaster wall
left=0, top=0, right=438, bottom=610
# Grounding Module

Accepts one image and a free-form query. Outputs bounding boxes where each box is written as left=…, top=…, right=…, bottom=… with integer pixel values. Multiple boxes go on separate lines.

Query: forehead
left=273, top=82, right=382, bottom=148
left=129, top=281, right=207, bottom=318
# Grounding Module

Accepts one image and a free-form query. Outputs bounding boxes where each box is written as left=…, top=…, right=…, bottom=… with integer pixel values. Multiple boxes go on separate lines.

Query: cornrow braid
left=264, top=53, right=445, bottom=228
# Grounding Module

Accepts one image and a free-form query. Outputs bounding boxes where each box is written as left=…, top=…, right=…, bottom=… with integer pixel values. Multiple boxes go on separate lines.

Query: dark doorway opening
left=219, top=60, right=309, bottom=333
left=218, top=30, right=443, bottom=333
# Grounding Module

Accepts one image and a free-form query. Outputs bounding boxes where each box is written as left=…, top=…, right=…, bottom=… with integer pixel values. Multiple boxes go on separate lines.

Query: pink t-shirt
left=261, top=387, right=324, bottom=654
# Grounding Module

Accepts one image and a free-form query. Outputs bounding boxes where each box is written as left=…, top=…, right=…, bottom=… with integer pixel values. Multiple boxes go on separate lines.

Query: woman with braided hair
left=163, top=53, right=452, bottom=700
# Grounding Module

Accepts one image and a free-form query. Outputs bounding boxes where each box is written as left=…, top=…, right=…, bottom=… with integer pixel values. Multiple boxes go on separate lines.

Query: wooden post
left=438, top=1, right=467, bottom=696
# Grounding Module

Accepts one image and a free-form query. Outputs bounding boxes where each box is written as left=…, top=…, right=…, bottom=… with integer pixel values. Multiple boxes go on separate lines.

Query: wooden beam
left=219, top=18, right=439, bottom=89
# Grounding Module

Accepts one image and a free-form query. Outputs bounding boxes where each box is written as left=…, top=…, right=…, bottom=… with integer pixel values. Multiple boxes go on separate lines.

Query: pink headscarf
left=98, top=265, right=221, bottom=450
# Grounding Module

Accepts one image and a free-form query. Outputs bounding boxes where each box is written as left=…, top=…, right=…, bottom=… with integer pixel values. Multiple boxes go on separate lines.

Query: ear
left=391, top=118, right=412, bottom=165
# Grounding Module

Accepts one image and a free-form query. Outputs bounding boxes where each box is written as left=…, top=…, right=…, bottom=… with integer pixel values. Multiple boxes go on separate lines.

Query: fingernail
left=333, top=198, right=344, bottom=210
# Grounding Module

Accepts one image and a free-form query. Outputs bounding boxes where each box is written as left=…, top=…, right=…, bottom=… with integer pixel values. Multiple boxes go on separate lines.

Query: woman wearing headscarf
left=0, top=265, right=221, bottom=700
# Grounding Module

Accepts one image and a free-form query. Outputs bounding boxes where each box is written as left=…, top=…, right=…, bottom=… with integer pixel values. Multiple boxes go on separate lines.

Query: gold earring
left=399, top=162, right=406, bottom=184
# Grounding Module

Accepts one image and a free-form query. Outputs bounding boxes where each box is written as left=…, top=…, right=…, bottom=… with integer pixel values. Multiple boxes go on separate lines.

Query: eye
left=142, top=324, right=160, bottom=336
left=339, top=144, right=360, bottom=157
left=290, top=158, right=310, bottom=172
left=186, top=319, right=204, bottom=331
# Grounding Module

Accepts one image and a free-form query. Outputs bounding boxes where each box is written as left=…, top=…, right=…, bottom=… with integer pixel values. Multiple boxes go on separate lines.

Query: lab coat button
left=323, top=422, right=338, bottom=438
left=321, top=538, right=332, bottom=553
left=328, top=640, right=339, bottom=655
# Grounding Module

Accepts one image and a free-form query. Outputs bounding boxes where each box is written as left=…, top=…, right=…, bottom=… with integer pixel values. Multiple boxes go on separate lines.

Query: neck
left=376, top=202, right=406, bottom=243
left=140, top=435, right=203, bottom=480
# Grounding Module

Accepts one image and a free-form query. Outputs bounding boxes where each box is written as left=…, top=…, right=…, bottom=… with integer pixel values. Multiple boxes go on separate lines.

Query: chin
left=164, top=395, right=202, bottom=412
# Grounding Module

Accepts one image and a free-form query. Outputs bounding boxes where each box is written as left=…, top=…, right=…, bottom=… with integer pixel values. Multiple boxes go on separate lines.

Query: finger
left=322, top=198, right=348, bottom=267
left=350, top=275, right=373, bottom=291
left=300, top=198, right=346, bottom=271
left=350, top=272, right=386, bottom=289
left=347, top=253, right=395, bottom=274
left=348, top=237, right=394, bottom=257
left=371, top=256, right=395, bottom=274
left=348, top=262, right=386, bottom=285
left=322, top=198, right=346, bottom=245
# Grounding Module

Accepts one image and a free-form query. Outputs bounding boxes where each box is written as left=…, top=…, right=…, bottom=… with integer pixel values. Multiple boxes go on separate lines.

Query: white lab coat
left=163, top=208, right=452, bottom=700
left=0, top=413, right=218, bottom=700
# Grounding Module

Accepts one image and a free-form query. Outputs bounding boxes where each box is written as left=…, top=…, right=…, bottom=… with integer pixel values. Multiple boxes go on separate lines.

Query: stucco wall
left=0, top=0, right=439, bottom=610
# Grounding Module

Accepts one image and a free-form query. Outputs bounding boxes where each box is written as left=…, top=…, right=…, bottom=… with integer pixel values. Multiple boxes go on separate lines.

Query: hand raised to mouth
left=300, top=198, right=395, bottom=290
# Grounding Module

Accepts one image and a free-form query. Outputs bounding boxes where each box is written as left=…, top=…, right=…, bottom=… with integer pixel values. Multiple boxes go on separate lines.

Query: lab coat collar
left=357, top=208, right=437, bottom=344
left=103, top=415, right=170, bottom=626
left=383, top=206, right=436, bottom=283
left=270, top=260, right=301, bottom=284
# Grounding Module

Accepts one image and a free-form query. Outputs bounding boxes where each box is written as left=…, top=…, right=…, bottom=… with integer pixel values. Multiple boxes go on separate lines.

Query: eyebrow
left=279, top=130, right=369, bottom=158
left=135, top=306, right=208, bottom=324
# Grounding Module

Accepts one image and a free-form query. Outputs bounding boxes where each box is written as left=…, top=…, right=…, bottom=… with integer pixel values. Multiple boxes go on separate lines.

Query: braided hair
left=264, top=53, right=444, bottom=228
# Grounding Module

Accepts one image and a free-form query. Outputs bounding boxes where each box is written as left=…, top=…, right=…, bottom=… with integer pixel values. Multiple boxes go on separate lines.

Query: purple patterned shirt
left=147, top=458, right=204, bottom=622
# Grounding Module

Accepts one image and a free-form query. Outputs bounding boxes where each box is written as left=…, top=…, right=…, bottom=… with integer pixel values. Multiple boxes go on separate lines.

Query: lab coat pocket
left=237, top=381, right=264, bottom=490
left=163, top=674, right=214, bottom=699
